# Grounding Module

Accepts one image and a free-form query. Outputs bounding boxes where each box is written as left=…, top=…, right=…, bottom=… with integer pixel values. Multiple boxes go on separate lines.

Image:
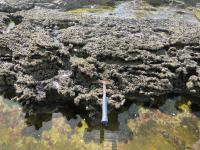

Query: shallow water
left=0, top=95, right=200, bottom=150
left=66, top=0, right=200, bottom=24
left=179, top=0, right=200, bottom=6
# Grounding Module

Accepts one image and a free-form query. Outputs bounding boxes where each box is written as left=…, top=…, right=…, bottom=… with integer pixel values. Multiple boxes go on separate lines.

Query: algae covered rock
left=118, top=106, right=200, bottom=150
left=67, top=5, right=115, bottom=14
left=193, top=8, right=200, bottom=20
left=0, top=0, right=116, bottom=13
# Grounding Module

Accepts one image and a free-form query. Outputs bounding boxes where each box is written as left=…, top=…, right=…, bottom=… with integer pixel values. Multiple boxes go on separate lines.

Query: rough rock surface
left=0, top=4, right=200, bottom=112
left=0, top=0, right=116, bottom=12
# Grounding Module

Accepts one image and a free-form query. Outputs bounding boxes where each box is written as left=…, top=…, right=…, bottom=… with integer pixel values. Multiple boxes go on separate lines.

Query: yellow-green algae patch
left=118, top=107, right=200, bottom=150
left=177, top=99, right=192, bottom=112
left=1, top=96, right=200, bottom=150
left=67, top=5, right=115, bottom=14
left=193, top=8, right=200, bottom=20
left=0, top=96, right=109, bottom=150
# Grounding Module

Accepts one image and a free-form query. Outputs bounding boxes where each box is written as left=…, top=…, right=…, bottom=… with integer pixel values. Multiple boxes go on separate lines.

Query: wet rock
left=0, top=0, right=115, bottom=13
left=145, top=0, right=170, bottom=6
left=145, top=0, right=187, bottom=8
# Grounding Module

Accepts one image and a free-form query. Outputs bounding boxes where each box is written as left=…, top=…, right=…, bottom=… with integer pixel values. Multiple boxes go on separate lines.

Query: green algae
left=1, top=95, right=200, bottom=150
left=0, top=96, right=107, bottom=150
left=119, top=110, right=200, bottom=150
left=177, top=99, right=191, bottom=112
left=193, top=8, right=200, bottom=20
left=67, top=5, right=115, bottom=14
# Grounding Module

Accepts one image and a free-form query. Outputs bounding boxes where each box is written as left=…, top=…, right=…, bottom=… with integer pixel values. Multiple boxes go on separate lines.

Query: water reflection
left=0, top=95, right=200, bottom=150
left=66, top=0, right=200, bottom=24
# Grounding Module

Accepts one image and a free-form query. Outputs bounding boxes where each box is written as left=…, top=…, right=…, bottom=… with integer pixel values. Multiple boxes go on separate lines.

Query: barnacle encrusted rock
left=0, top=5, right=200, bottom=111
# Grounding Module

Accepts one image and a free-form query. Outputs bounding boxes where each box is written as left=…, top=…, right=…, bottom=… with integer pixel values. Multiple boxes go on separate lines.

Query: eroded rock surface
left=0, top=4, right=200, bottom=112
left=0, top=0, right=116, bottom=13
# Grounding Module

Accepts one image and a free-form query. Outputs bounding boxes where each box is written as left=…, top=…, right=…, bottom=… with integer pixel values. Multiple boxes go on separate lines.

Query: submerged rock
left=128, top=103, right=140, bottom=118
left=159, top=97, right=179, bottom=116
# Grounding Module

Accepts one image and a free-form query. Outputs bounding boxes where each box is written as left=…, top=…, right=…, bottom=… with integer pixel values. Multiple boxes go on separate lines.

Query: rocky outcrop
left=145, top=0, right=194, bottom=7
left=0, top=0, right=116, bottom=13
left=0, top=6, right=200, bottom=112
